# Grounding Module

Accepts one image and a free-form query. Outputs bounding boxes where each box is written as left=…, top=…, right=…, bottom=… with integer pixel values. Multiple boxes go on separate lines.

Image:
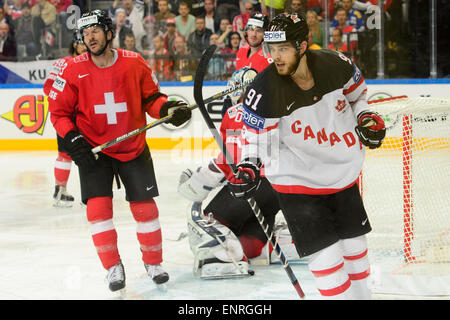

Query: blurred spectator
left=5, top=0, right=24, bottom=20
left=202, top=0, right=217, bottom=33
left=113, top=8, right=133, bottom=49
left=0, top=6, right=14, bottom=32
left=0, top=22, right=16, bottom=60
left=13, top=1, right=40, bottom=57
left=285, top=0, right=306, bottom=15
left=207, top=33, right=225, bottom=79
left=174, top=1, right=195, bottom=39
left=216, top=17, right=231, bottom=48
left=149, top=34, right=173, bottom=80
left=331, top=0, right=364, bottom=32
left=172, top=34, right=196, bottom=80
left=31, top=0, right=57, bottom=49
left=215, top=0, right=240, bottom=23
left=123, top=31, right=143, bottom=56
left=141, top=15, right=164, bottom=58
left=187, top=0, right=205, bottom=17
left=163, top=17, right=183, bottom=54
left=187, top=15, right=211, bottom=57
left=222, top=31, right=240, bottom=73
left=308, top=31, right=321, bottom=50
left=154, top=0, right=175, bottom=33
left=327, top=27, right=348, bottom=52
left=260, top=0, right=284, bottom=17
left=306, top=9, right=323, bottom=47
left=332, top=7, right=357, bottom=52
left=110, top=0, right=146, bottom=51
left=48, top=0, right=70, bottom=14
left=232, top=0, right=255, bottom=41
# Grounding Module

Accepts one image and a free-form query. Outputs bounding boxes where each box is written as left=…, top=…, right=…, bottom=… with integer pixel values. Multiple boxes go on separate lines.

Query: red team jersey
left=48, top=49, right=166, bottom=162
left=235, top=45, right=272, bottom=72
left=43, top=55, right=72, bottom=96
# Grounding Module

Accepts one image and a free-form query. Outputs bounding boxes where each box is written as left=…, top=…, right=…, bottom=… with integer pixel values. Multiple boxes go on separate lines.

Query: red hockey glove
left=355, top=111, right=386, bottom=149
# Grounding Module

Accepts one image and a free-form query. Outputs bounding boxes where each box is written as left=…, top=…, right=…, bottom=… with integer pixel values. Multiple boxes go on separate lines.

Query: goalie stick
left=90, top=78, right=254, bottom=155
left=193, top=45, right=305, bottom=299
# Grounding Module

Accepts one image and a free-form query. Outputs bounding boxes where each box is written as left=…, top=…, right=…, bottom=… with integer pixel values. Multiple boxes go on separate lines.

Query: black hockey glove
left=228, top=158, right=262, bottom=199
left=160, top=100, right=191, bottom=127
left=355, top=111, right=386, bottom=149
left=63, top=131, right=97, bottom=169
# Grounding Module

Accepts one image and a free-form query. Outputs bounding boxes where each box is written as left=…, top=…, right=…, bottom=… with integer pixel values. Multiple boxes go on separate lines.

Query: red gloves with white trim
left=355, top=111, right=386, bottom=149
left=228, top=158, right=262, bottom=199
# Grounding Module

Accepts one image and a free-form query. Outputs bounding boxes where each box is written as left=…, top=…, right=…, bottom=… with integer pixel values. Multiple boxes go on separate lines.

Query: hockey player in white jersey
left=178, top=68, right=300, bottom=279
left=228, top=13, right=386, bottom=299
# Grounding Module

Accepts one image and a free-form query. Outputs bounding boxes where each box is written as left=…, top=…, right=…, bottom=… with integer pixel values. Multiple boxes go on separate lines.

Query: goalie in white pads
left=178, top=68, right=300, bottom=279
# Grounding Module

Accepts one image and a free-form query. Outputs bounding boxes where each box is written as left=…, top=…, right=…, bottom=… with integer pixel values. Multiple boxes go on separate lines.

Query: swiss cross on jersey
left=94, top=92, right=128, bottom=124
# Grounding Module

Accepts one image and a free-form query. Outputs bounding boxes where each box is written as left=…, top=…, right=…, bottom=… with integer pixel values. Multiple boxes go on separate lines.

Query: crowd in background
left=0, top=0, right=448, bottom=80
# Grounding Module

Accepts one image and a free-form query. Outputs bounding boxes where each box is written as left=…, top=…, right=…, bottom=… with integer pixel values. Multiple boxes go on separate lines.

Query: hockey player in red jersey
left=44, top=30, right=87, bottom=207
left=178, top=68, right=299, bottom=278
left=229, top=13, right=386, bottom=299
left=235, top=13, right=273, bottom=72
left=48, top=10, right=191, bottom=293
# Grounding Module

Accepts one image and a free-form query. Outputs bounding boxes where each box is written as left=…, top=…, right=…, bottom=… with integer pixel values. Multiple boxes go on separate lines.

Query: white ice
left=0, top=150, right=320, bottom=300
left=1, top=150, right=443, bottom=300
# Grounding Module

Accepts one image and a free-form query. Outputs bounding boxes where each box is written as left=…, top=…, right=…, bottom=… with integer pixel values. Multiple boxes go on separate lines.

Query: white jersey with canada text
left=241, top=49, right=370, bottom=195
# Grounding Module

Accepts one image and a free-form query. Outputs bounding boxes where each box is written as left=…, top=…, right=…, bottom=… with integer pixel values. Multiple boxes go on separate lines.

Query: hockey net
left=361, top=96, right=450, bottom=296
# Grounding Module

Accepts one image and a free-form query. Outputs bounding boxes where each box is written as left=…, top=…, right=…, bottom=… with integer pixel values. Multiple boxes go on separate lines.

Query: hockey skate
left=144, top=263, right=169, bottom=285
left=53, top=185, right=74, bottom=207
left=106, top=260, right=126, bottom=292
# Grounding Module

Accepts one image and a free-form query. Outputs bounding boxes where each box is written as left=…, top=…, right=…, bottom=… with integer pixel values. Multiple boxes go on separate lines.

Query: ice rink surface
left=0, top=150, right=321, bottom=301
left=0, top=150, right=447, bottom=302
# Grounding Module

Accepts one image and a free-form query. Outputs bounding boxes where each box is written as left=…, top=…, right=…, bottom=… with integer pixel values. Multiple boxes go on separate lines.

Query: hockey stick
left=193, top=45, right=305, bottom=299
left=90, top=79, right=254, bottom=155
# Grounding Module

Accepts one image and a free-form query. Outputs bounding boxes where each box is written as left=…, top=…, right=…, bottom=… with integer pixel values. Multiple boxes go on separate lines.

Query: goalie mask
left=224, top=67, right=258, bottom=107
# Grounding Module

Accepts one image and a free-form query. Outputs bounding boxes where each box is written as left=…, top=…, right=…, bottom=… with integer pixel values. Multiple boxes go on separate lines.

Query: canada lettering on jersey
left=240, top=49, right=370, bottom=193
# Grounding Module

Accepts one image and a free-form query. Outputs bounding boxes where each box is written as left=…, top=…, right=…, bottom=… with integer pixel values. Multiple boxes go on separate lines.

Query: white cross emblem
left=94, top=92, right=127, bottom=124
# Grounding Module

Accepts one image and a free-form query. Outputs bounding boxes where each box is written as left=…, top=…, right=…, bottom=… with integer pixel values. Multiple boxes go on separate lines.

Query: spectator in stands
left=331, top=0, right=364, bottom=32
left=187, top=15, right=211, bottom=57
left=149, top=34, right=173, bottom=81
left=332, top=7, right=357, bottom=52
left=328, top=27, right=348, bottom=53
left=110, top=0, right=145, bottom=51
left=49, top=0, right=71, bottom=14
left=285, top=0, right=306, bottom=15
left=154, top=0, right=175, bottom=34
left=5, top=0, right=24, bottom=20
left=216, top=17, right=232, bottom=48
left=0, top=22, right=16, bottom=60
left=232, top=0, right=255, bottom=42
left=113, top=8, right=133, bottom=49
left=123, top=31, right=143, bottom=56
left=223, top=31, right=240, bottom=74
left=163, top=17, right=183, bottom=55
left=306, top=9, right=323, bottom=47
left=215, top=0, right=240, bottom=24
left=207, top=32, right=225, bottom=79
left=31, top=0, right=57, bottom=49
left=260, top=0, right=284, bottom=17
left=13, top=1, right=40, bottom=57
left=188, top=0, right=205, bottom=17
left=141, top=15, right=164, bottom=57
left=202, top=0, right=218, bottom=33
left=173, top=34, right=196, bottom=80
left=174, top=1, right=195, bottom=39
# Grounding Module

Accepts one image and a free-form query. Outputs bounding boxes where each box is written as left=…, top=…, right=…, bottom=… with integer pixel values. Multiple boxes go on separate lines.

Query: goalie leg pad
left=188, top=203, right=252, bottom=278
